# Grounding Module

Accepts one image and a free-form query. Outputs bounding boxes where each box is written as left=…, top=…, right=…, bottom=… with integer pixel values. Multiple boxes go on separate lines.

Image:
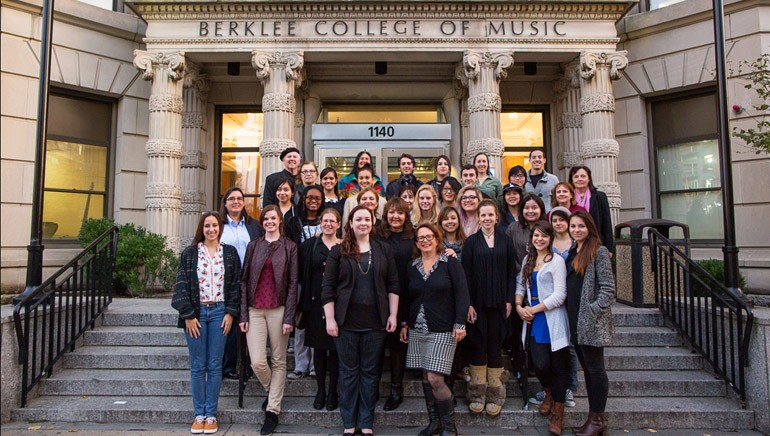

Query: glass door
left=381, top=147, right=448, bottom=184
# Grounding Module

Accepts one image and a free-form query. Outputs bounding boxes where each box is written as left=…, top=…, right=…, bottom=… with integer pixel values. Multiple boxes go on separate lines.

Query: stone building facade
left=1, top=0, right=768, bottom=294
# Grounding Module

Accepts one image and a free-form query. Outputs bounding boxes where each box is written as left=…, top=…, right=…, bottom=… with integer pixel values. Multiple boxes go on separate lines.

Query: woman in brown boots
left=566, top=211, right=616, bottom=436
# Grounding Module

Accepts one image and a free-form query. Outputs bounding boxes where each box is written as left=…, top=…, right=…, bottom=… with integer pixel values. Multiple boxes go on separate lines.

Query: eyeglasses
left=301, top=169, right=317, bottom=175
left=416, top=234, right=436, bottom=242
left=226, top=196, right=244, bottom=202
left=461, top=195, right=478, bottom=201
left=305, top=196, right=322, bottom=202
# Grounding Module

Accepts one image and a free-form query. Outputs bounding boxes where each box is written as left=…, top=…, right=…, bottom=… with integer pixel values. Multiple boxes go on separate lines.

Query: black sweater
left=405, top=256, right=470, bottom=332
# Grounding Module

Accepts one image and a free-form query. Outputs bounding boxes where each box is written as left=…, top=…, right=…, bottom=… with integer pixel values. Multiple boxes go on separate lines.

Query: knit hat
left=279, top=147, right=301, bottom=161
left=549, top=206, right=571, bottom=220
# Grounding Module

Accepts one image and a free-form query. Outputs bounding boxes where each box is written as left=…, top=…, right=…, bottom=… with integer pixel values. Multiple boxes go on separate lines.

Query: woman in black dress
left=462, top=199, right=517, bottom=417
left=298, top=208, right=342, bottom=411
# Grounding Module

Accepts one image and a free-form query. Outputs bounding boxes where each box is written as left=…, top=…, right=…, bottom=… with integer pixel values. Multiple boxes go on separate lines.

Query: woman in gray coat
left=565, top=210, right=615, bottom=436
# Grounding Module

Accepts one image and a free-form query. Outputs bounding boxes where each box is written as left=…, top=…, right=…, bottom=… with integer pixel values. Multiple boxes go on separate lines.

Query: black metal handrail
left=13, top=226, right=119, bottom=407
left=648, top=228, right=753, bottom=406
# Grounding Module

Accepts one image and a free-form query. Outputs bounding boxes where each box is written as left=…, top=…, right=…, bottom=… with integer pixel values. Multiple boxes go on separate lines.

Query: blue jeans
left=185, top=302, right=228, bottom=418
left=334, top=329, right=386, bottom=430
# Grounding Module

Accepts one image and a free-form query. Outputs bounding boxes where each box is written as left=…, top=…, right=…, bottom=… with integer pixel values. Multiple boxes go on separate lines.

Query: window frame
left=215, top=105, right=263, bottom=214
left=500, top=104, right=552, bottom=176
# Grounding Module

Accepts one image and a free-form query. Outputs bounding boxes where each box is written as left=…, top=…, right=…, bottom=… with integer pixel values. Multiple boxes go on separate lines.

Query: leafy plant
left=690, top=258, right=747, bottom=297
left=732, top=54, right=770, bottom=155
left=78, top=218, right=178, bottom=297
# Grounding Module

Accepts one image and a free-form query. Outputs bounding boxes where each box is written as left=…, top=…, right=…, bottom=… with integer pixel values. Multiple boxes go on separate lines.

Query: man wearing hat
left=262, top=147, right=301, bottom=207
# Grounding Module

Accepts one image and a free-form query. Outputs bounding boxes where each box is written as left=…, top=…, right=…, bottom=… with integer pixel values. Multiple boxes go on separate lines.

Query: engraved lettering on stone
left=146, top=139, right=183, bottom=159
left=262, top=93, right=296, bottom=112
left=580, top=93, right=615, bottom=114
left=133, top=50, right=186, bottom=81
left=562, top=112, right=582, bottom=128
left=468, top=93, right=502, bottom=113
left=150, top=95, right=184, bottom=113
left=581, top=139, right=619, bottom=159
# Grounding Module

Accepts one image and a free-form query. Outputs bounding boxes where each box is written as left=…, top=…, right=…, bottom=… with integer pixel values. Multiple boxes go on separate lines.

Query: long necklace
left=357, top=250, right=372, bottom=275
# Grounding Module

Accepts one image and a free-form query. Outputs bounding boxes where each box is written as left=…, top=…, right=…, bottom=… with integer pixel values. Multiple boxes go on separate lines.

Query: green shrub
left=79, top=218, right=179, bottom=297
left=690, top=259, right=748, bottom=297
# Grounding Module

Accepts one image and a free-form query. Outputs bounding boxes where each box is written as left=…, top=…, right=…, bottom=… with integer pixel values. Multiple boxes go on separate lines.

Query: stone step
left=12, top=395, right=754, bottom=430
left=100, top=304, right=664, bottom=328
left=85, top=325, right=682, bottom=348
left=64, top=344, right=703, bottom=371
left=38, top=368, right=725, bottom=398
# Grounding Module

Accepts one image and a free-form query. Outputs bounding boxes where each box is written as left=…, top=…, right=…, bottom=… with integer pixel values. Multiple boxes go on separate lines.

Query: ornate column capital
left=183, top=62, right=210, bottom=97
left=133, top=50, right=186, bottom=81
left=580, top=51, right=629, bottom=81
left=564, top=59, right=582, bottom=88
left=251, top=51, right=305, bottom=83
left=463, top=50, right=514, bottom=81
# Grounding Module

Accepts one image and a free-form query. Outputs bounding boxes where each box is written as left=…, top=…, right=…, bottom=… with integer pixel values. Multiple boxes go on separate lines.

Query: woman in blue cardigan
left=172, top=212, right=241, bottom=435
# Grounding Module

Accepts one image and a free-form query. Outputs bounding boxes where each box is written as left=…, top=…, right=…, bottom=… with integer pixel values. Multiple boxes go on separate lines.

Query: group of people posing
left=172, top=146, right=617, bottom=436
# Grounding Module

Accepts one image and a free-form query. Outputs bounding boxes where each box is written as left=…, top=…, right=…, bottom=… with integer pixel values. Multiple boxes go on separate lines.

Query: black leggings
left=469, top=308, right=504, bottom=368
left=530, top=342, right=570, bottom=403
left=576, top=344, right=608, bottom=412
left=314, top=348, right=339, bottom=396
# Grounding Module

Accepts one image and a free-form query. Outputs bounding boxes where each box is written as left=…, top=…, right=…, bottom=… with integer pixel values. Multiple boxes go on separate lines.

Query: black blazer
left=245, top=217, right=264, bottom=241
left=588, top=189, right=615, bottom=255
left=406, top=256, right=470, bottom=332
left=321, top=239, right=400, bottom=328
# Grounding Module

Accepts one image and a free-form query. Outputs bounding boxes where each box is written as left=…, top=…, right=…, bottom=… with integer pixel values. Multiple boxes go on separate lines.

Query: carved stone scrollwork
left=149, top=94, right=184, bottom=113
left=553, top=76, right=570, bottom=98
left=564, top=59, right=581, bottom=88
left=182, top=113, right=206, bottom=128
left=580, top=92, right=615, bottom=115
left=260, top=139, right=297, bottom=157
left=262, top=93, right=296, bottom=113
left=251, top=51, right=305, bottom=83
left=581, top=139, right=619, bottom=159
left=579, top=51, right=629, bottom=81
left=133, top=50, right=186, bottom=81
left=467, top=138, right=505, bottom=158
left=562, top=112, right=583, bottom=128
left=182, top=190, right=205, bottom=204
left=595, top=182, right=621, bottom=208
left=559, top=151, right=583, bottom=169
left=182, top=151, right=208, bottom=168
left=146, top=139, right=183, bottom=159
left=183, top=62, right=210, bottom=97
left=468, top=93, right=502, bottom=113
left=463, top=50, right=514, bottom=81
left=294, top=111, right=305, bottom=128
left=454, top=63, right=469, bottom=89
left=146, top=182, right=182, bottom=199
left=460, top=112, right=470, bottom=128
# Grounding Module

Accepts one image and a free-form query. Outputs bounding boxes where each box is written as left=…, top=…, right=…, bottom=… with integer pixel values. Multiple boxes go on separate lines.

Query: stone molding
left=562, top=112, right=582, bottom=128
left=149, top=94, right=184, bottom=113
left=294, top=111, right=305, bottom=128
left=182, top=112, right=206, bottom=128
left=181, top=151, right=208, bottom=169
left=553, top=76, right=570, bottom=98
left=559, top=151, right=583, bottom=168
left=182, top=62, right=210, bottom=97
left=460, top=112, right=470, bottom=128
left=145, top=139, right=183, bottom=159
left=146, top=182, right=182, bottom=199
left=145, top=197, right=182, bottom=210
left=595, top=182, right=621, bottom=207
left=467, top=138, right=504, bottom=157
left=147, top=37, right=620, bottom=47
left=262, top=92, right=297, bottom=113
left=581, top=138, right=619, bottom=159
left=251, top=51, right=305, bottom=83
left=133, top=50, right=185, bottom=81
left=580, top=92, right=615, bottom=114
left=463, top=50, right=514, bottom=81
left=182, top=190, right=205, bottom=205
left=580, top=51, right=629, bottom=81
left=260, top=138, right=297, bottom=157
left=468, top=93, right=501, bottom=113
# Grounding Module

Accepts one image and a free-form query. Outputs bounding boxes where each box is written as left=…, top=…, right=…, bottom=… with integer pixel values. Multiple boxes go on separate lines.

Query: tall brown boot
left=574, top=411, right=608, bottom=436
left=548, top=402, right=564, bottom=435
left=538, top=387, right=553, bottom=415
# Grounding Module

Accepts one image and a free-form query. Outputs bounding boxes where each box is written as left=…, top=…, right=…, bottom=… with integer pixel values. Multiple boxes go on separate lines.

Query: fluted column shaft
left=303, top=95, right=322, bottom=159
left=461, top=50, right=513, bottom=177
left=555, top=60, right=583, bottom=175
left=181, top=63, right=209, bottom=248
left=252, top=51, right=304, bottom=204
left=134, top=50, right=186, bottom=253
left=579, top=51, right=628, bottom=226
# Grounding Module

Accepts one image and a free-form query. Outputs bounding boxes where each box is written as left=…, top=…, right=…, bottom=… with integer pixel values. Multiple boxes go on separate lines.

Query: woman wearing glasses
left=172, top=211, right=241, bottom=434
left=294, top=161, right=319, bottom=204
left=457, top=185, right=482, bottom=236
left=438, top=177, right=461, bottom=210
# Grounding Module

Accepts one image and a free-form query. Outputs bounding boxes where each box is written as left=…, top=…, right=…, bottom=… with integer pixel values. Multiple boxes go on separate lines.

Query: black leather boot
left=418, top=383, right=442, bottom=436
left=383, top=383, right=403, bottom=411
left=435, top=397, right=457, bottom=436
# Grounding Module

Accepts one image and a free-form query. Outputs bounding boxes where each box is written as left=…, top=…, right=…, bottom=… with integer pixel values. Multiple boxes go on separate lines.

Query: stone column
left=180, top=62, right=209, bottom=248
left=134, top=50, right=186, bottom=253
left=579, top=51, right=628, bottom=226
left=461, top=50, right=514, bottom=177
left=442, top=77, right=464, bottom=174
left=555, top=60, right=583, bottom=176
left=251, top=51, right=304, bottom=204
left=303, top=93, right=322, bottom=159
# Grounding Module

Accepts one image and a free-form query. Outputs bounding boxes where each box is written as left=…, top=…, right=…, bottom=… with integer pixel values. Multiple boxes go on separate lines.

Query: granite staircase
left=12, top=299, right=755, bottom=431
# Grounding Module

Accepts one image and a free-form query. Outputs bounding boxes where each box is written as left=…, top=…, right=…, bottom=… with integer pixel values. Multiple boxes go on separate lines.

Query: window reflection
left=220, top=112, right=263, bottom=217
left=500, top=111, right=545, bottom=179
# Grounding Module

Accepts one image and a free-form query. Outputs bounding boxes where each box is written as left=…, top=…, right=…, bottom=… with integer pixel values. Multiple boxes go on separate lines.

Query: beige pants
left=246, top=306, right=289, bottom=414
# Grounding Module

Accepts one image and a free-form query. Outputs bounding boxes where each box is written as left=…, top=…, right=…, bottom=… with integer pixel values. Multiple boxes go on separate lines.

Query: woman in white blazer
left=515, top=221, right=570, bottom=436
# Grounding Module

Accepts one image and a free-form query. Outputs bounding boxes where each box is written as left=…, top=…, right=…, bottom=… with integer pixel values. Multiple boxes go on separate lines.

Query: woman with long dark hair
left=275, top=178, right=296, bottom=219
left=515, top=222, right=570, bottom=435
left=342, top=167, right=385, bottom=226
left=322, top=205, right=400, bottom=436
left=568, top=166, right=614, bottom=257
left=298, top=208, right=342, bottom=411
left=499, top=183, right=523, bottom=229
left=172, top=212, right=240, bottom=434
left=566, top=211, right=616, bottom=436
left=375, top=197, right=415, bottom=411
left=438, top=177, right=462, bottom=210
left=462, top=199, right=516, bottom=417
left=426, top=155, right=460, bottom=203
left=438, top=206, right=466, bottom=261
left=337, top=151, right=384, bottom=198
left=238, top=205, right=298, bottom=435
left=321, top=167, right=345, bottom=217
left=402, top=223, right=470, bottom=436
left=506, top=193, right=547, bottom=272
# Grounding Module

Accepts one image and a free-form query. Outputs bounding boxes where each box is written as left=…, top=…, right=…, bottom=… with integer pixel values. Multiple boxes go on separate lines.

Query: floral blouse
left=197, top=243, right=225, bottom=303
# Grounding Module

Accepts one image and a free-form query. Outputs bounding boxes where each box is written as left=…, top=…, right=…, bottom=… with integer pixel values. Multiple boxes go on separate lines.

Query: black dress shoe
left=326, top=391, right=339, bottom=411
left=260, top=411, right=278, bottom=435
left=313, top=391, right=326, bottom=410
left=223, top=371, right=239, bottom=380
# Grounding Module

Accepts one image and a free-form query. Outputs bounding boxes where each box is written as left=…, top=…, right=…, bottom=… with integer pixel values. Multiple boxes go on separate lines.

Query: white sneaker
left=565, top=389, right=576, bottom=407
left=528, top=390, right=546, bottom=405
left=287, top=370, right=304, bottom=380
